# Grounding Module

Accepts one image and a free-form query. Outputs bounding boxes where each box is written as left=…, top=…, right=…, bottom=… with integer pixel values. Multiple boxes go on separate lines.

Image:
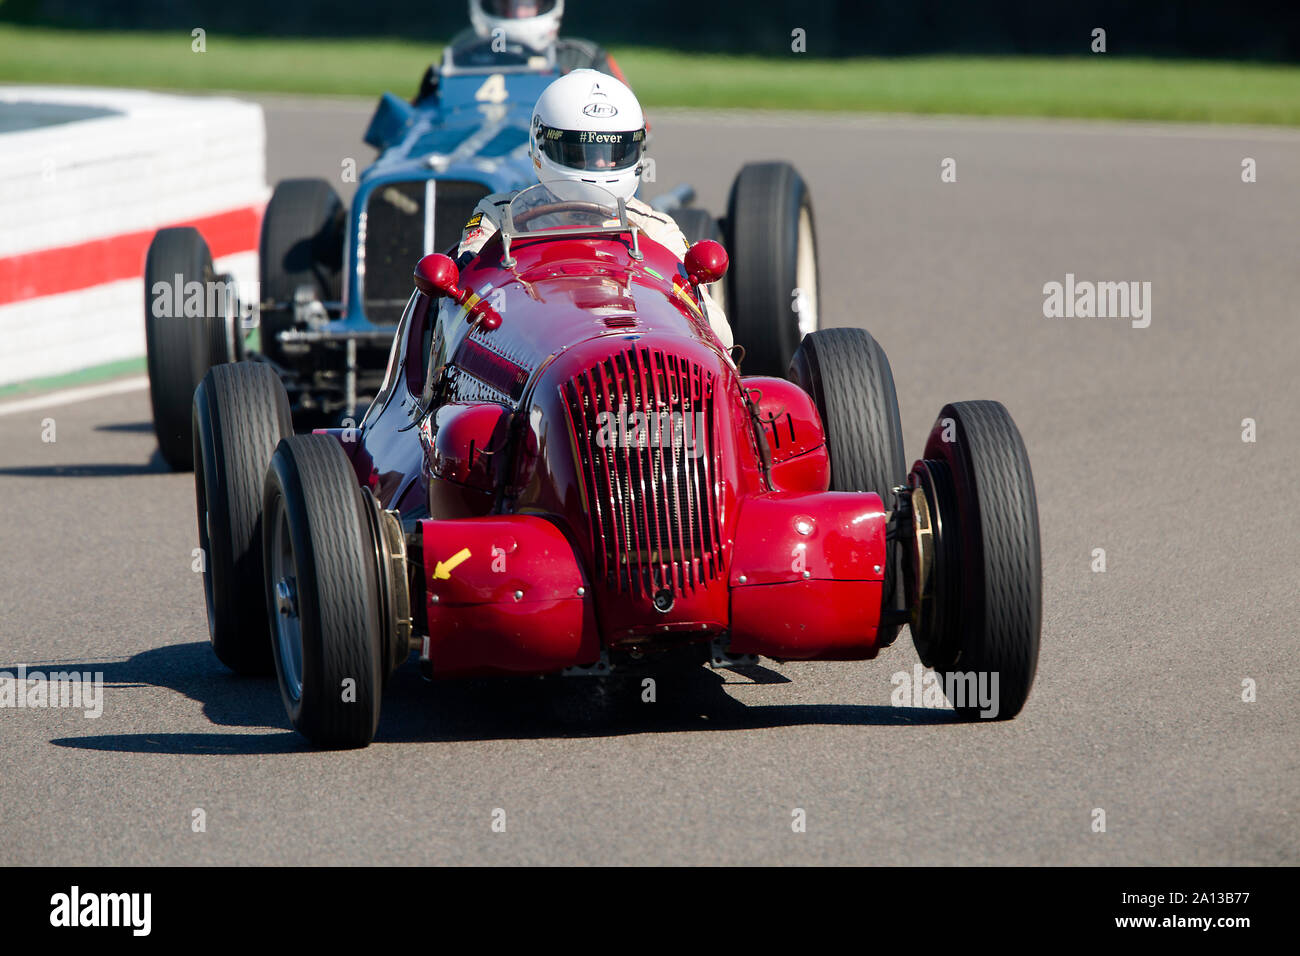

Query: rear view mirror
left=413, top=254, right=500, bottom=333
left=684, top=240, right=728, bottom=286
left=414, top=254, right=468, bottom=304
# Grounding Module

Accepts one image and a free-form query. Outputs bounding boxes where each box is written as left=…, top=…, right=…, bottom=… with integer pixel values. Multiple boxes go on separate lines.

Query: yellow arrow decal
left=433, top=547, right=472, bottom=580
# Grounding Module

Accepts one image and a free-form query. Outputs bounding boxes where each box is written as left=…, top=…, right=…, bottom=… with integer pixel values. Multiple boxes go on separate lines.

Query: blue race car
left=142, top=34, right=625, bottom=469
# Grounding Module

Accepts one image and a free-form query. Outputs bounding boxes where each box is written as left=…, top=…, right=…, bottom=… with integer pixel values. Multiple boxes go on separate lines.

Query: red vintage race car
left=193, top=178, right=1041, bottom=748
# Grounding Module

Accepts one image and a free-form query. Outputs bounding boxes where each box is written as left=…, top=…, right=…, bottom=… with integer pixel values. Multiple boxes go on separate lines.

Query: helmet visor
left=483, top=0, right=557, bottom=16
left=537, top=126, right=645, bottom=172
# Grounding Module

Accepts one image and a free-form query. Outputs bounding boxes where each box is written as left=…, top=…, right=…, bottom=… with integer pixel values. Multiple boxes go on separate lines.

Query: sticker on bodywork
left=433, top=548, right=472, bottom=580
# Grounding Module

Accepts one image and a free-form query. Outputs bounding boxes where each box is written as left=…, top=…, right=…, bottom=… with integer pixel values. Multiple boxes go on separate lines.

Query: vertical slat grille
left=563, top=347, right=722, bottom=597
left=362, top=179, right=490, bottom=325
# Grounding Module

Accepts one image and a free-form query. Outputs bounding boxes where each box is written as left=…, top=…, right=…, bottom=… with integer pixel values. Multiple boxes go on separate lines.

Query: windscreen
left=504, top=181, right=624, bottom=234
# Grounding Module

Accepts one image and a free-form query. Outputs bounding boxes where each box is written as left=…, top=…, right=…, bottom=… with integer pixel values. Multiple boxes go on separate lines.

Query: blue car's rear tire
left=673, top=207, right=729, bottom=318
left=724, top=162, right=818, bottom=376
left=258, top=178, right=345, bottom=366
left=145, top=227, right=234, bottom=470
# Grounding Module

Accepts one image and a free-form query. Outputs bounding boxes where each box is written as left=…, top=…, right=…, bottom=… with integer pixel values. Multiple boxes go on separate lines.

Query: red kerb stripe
left=0, top=205, right=263, bottom=305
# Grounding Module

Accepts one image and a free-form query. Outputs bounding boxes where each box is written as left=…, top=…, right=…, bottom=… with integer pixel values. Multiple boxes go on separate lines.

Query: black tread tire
left=916, top=401, right=1041, bottom=720
left=145, top=227, right=230, bottom=470
left=263, top=434, right=382, bottom=748
left=789, top=327, right=907, bottom=646
left=193, top=362, right=292, bottom=675
left=672, top=206, right=728, bottom=317
left=725, top=162, right=818, bottom=376
left=258, top=178, right=346, bottom=365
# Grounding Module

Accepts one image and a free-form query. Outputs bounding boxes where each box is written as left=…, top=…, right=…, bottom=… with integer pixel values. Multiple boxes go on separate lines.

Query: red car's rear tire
left=193, top=362, right=292, bottom=675
left=789, top=327, right=907, bottom=646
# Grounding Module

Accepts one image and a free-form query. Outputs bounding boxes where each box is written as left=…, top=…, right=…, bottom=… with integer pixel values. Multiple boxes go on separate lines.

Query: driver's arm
left=630, top=205, right=732, bottom=350
left=629, top=205, right=690, bottom=259
left=457, top=194, right=512, bottom=259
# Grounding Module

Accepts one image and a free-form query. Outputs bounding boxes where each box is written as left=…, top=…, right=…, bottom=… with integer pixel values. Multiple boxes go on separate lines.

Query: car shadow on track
left=93, top=421, right=156, bottom=433
left=377, top=662, right=965, bottom=743
left=0, top=450, right=171, bottom=477
left=41, top=641, right=299, bottom=755
left=46, top=639, right=961, bottom=755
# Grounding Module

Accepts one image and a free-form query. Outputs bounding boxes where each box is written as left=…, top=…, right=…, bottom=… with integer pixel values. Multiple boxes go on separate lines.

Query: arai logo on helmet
left=582, top=102, right=618, bottom=118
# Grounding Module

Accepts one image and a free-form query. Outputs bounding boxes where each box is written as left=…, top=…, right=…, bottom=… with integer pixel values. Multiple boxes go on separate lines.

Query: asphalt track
left=1, top=95, right=1297, bottom=865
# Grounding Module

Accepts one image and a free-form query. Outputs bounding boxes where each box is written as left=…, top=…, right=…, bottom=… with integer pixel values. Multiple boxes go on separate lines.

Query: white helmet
left=468, top=0, right=564, bottom=53
left=528, top=69, right=646, bottom=203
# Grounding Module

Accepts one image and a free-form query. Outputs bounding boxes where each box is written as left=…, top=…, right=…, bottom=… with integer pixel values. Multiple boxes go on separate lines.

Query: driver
left=456, top=70, right=733, bottom=349
left=414, top=1, right=626, bottom=104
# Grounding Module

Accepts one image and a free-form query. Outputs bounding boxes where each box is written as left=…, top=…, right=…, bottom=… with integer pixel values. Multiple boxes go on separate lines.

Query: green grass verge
left=1, top=25, right=1299, bottom=125
left=0, top=356, right=146, bottom=399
